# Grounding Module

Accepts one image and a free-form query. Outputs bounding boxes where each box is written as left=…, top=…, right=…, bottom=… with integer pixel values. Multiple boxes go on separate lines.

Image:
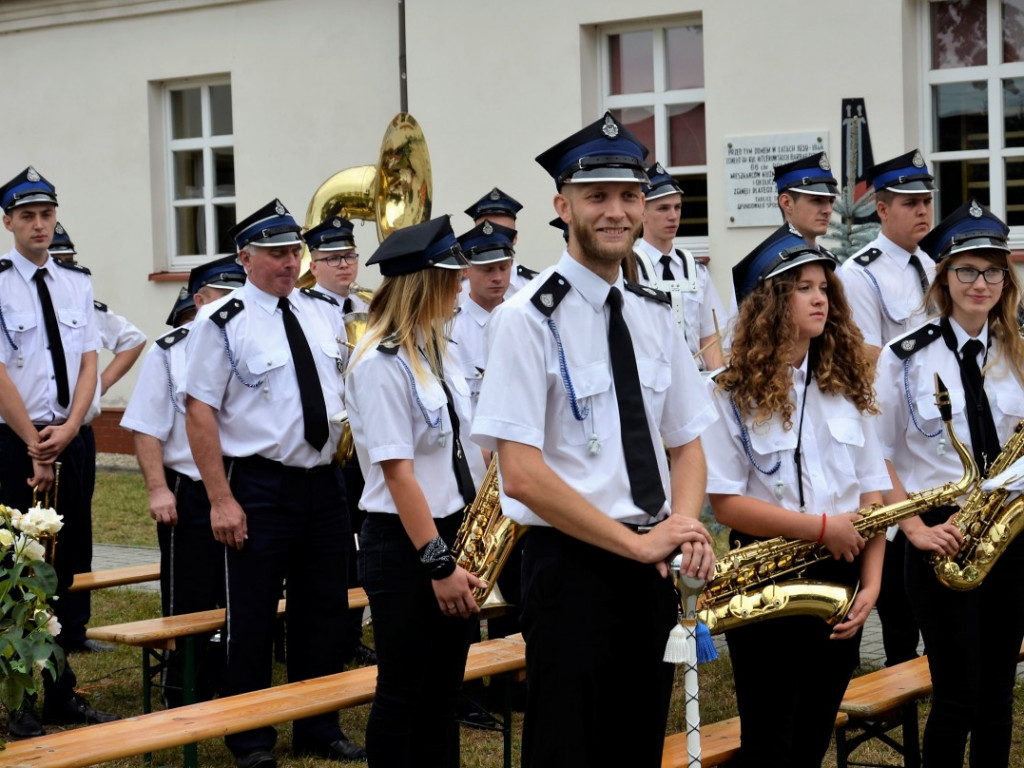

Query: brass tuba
left=932, top=416, right=1024, bottom=590
left=452, top=455, right=527, bottom=608
left=297, top=113, right=432, bottom=288
left=699, top=375, right=978, bottom=634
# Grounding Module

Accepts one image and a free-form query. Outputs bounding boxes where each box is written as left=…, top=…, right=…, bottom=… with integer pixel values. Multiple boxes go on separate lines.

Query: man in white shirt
left=772, top=152, right=839, bottom=245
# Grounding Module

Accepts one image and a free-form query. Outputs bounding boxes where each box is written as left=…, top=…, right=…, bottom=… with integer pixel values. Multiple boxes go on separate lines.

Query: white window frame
left=920, top=0, right=1024, bottom=250
left=163, top=77, right=235, bottom=270
left=597, top=17, right=708, bottom=256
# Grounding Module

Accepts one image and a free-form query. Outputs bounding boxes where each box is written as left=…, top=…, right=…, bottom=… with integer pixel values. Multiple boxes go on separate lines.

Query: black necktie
left=343, top=297, right=353, bottom=314
left=908, top=253, right=930, bottom=294
left=958, top=337, right=1001, bottom=474
left=278, top=297, right=329, bottom=452
left=438, top=376, right=477, bottom=507
left=607, top=287, right=666, bottom=517
left=660, top=255, right=675, bottom=281
left=33, top=268, right=70, bottom=408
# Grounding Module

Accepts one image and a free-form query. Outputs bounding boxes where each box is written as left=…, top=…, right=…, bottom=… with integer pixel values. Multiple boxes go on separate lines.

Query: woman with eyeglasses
left=875, top=200, right=1024, bottom=767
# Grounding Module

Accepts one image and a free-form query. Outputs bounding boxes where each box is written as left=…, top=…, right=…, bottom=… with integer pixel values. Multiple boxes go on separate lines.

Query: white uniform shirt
left=85, top=302, right=147, bottom=423
left=450, top=297, right=492, bottom=415
left=634, top=238, right=729, bottom=359
left=471, top=251, right=717, bottom=527
left=0, top=249, right=100, bottom=425
left=121, top=324, right=199, bottom=480
left=703, top=357, right=890, bottom=518
left=839, top=233, right=937, bottom=348
left=316, top=283, right=369, bottom=315
left=346, top=339, right=485, bottom=517
left=185, top=281, right=347, bottom=469
left=460, top=260, right=538, bottom=306
left=875, top=318, right=1024, bottom=494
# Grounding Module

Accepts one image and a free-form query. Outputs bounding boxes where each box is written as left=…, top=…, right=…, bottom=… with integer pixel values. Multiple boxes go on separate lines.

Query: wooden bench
left=661, top=711, right=849, bottom=767
left=835, top=640, right=1024, bottom=768
left=0, top=633, right=526, bottom=768
left=68, top=562, right=160, bottom=593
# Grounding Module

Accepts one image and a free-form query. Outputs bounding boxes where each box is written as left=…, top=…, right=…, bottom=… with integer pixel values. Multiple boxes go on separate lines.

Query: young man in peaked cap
left=471, top=113, right=717, bottom=768
left=773, top=151, right=839, bottom=245
left=464, top=187, right=537, bottom=296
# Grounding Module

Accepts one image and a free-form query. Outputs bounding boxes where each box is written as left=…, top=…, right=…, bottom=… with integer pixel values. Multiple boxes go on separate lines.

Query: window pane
left=675, top=174, right=708, bottom=238
left=610, top=107, right=654, bottom=156
left=665, top=26, right=704, bottom=90
left=172, top=150, right=204, bottom=200
left=210, top=84, right=233, bottom=135
left=1005, top=158, right=1024, bottom=225
left=933, top=159, right=991, bottom=221
left=933, top=81, right=989, bottom=152
left=1004, top=1, right=1024, bottom=63
left=170, top=88, right=202, bottom=139
left=931, top=0, right=987, bottom=69
left=213, top=147, right=235, bottom=198
left=608, top=31, right=653, bottom=95
left=1005, top=78, right=1024, bottom=147
left=214, top=204, right=236, bottom=254
left=175, top=206, right=206, bottom=256
left=668, top=103, right=706, bottom=166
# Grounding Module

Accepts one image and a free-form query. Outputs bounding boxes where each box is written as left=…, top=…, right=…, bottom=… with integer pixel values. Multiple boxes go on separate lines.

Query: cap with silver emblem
left=535, top=112, right=649, bottom=189
left=366, top=216, right=469, bottom=277
left=227, top=199, right=303, bottom=251
left=867, top=149, right=936, bottom=194
left=773, top=152, right=839, bottom=197
left=0, top=166, right=58, bottom=213
left=917, top=199, right=1008, bottom=263
left=732, top=223, right=839, bottom=303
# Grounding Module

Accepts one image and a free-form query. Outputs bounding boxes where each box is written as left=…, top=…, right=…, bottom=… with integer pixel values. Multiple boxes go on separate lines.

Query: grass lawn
left=4, top=470, right=1022, bottom=766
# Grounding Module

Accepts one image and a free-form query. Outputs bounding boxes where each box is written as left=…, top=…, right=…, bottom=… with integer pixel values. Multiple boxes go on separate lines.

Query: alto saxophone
left=699, top=374, right=978, bottom=634
left=452, top=455, right=527, bottom=607
left=932, top=416, right=1024, bottom=590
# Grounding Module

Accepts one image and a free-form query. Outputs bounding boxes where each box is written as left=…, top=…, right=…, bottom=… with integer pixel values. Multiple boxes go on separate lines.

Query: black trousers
left=157, top=468, right=226, bottom=706
left=358, top=511, right=473, bottom=768
left=0, top=425, right=90, bottom=702
left=518, top=527, right=678, bottom=768
left=725, top=557, right=860, bottom=768
left=341, top=458, right=367, bottom=659
left=875, top=530, right=922, bottom=666
left=906, top=515, right=1024, bottom=768
left=221, top=456, right=350, bottom=757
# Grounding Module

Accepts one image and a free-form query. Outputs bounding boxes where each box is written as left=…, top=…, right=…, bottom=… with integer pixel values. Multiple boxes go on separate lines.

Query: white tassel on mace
left=664, top=556, right=705, bottom=768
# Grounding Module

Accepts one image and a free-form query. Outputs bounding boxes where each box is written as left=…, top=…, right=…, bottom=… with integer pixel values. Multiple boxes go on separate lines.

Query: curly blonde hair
left=717, top=265, right=877, bottom=428
left=925, top=249, right=1024, bottom=386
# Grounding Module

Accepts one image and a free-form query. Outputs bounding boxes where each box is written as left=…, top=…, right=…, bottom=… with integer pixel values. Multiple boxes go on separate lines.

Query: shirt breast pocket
left=56, top=308, right=87, bottom=342
left=558, top=361, right=612, bottom=445
left=827, top=416, right=865, bottom=476
left=637, top=356, right=672, bottom=423
left=319, top=341, right=347, bottom=376
left=3, top=312, right=36, bottom=349
left=246, top=348, right=292, bottom=401
left=915, top=387, right=965, bottom=436
left=993, top=386, right=1024, bottom=436
left=417, top=383, right=448, bottom=446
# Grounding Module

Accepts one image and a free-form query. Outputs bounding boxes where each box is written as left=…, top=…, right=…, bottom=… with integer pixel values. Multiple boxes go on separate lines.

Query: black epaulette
left=888, top=322, right=942, bottom=361
left=708, top=365, right=729, bottom=384
left=625, top=281, right=671, bottom=306
left=377, top=333, right=400, bottom=355
left=300, top=286, right=339, bottom=306
left=0, top=259, right=11, bottom=274
left=156, top=327, right=189, bottom=350
left=853, top=247, right=883, bottom=267
left=529, top=271, right=571, bottom=318
left=516, top=263, right=539, bottom=280
left=211, top=298, right=244, bottom=328
left=93, top=300, right=108, bottom=313
left=53, top=258, right=91, bottom=276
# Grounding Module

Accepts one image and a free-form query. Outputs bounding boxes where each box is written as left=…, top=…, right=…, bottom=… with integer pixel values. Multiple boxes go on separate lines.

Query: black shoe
left=72, top=639, right=118, bottom=653
left=8, top=705, right=44, bottom=739
left=351, top=644, right=377, bottom=666
left=294, top=737, right=367, bottom=762
left=237, top=750, right=276, bottom=768
left=41, top=693, right=120, bottom=725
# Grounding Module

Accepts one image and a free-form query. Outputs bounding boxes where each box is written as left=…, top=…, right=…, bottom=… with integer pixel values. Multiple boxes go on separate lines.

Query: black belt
left=620, top=519, right=666, bottom=534
left=229, top=454, right=337, bottom=476
left=0, top=423, right=58, bottom=437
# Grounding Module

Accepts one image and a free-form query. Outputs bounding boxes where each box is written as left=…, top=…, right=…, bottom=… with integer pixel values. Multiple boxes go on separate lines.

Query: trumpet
left=31, top=460, right=60, bottom=566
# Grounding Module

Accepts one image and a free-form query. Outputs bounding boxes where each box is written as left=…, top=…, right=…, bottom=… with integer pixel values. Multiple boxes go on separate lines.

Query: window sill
left=148, top=271, right=189, bottom=282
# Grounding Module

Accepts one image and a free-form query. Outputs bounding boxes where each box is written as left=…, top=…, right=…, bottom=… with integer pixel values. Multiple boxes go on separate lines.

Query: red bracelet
left=817, top=514, right=827, bottom=544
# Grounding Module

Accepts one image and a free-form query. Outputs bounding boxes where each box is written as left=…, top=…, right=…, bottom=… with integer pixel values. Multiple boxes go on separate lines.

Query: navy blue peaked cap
left=0, top=166, right=57, bottom=213
left=918, top=199, right=1009, bottom=263
left=868, top=149, right=936, bottom=194
left=458, top=221, right=516, bottom=264
left=366, top=216, right=469, bottom=277
left=642, top=162, right=683, bottom=201
left=228, top=199, right=302, bottom=251
left=536, top=112, right=649, bottom=189
left=732, top=224, right=838, bottom=303
left=773, top=152, right=838, bottom=197
left=303, top=216, right=356, bottom=251
left=465, top=188, right=522, bottom=221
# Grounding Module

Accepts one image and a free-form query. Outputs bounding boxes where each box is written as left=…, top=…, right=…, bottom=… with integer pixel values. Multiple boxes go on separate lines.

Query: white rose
left=13, top=509, right=41, bottom=537
left=45, top=614, right=61, bottom=637
left=34, top=507, right=63, bottom=535
left=0, top=529, right=13, bottom=549
left=15, top=534, right=46, bottom=563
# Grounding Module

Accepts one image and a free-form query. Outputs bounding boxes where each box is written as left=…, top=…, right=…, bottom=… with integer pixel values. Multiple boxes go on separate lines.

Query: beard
left=569, top=217, right=640, bottom=265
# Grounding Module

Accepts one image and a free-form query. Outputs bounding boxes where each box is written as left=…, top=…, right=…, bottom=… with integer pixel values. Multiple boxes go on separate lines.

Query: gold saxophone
left=452, top=455, right=527, bottom=608
left=932, top=417, right=1024, bottom=590
left=699, top=375, right=978, bottom=634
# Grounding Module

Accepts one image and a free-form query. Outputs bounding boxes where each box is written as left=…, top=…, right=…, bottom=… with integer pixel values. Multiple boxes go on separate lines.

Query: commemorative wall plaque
left=724, top=132, right=829, bottom=228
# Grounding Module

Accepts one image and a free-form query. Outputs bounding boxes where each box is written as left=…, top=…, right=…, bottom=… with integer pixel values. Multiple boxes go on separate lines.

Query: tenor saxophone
left=699, top=374, right=978, bottom=634
left=932, top=417, right=1024, bottom=590
left=452, top=455, right=527, bottom=607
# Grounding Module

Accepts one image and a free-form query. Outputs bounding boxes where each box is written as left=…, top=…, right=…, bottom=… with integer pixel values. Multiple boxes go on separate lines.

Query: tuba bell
left=297, top=113, right=432, bottom=288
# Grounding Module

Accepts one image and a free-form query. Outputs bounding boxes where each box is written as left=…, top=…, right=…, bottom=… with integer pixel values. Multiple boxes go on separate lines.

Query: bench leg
left=501, top=674, right=512, bottom=768
left=836, top=724, right=850, bottom=768
left=183, top=637, right=198, bottom=768
left=902, top=701, right=920, bottom=768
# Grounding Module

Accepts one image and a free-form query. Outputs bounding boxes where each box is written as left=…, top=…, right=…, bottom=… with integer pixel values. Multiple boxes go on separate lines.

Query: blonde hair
left=925, top=249, right=1024, bottom=385
left=351, top=268, right=461, bottom=384
left=717, top=265, right=877, bottom=428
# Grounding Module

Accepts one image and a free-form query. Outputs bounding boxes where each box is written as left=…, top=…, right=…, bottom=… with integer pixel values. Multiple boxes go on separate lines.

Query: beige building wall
left=0, top=0, right=925, bottom=406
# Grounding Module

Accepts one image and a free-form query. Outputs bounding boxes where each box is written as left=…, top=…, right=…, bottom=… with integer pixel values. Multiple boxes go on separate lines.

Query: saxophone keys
left=728, top=594, right=756, bottom=619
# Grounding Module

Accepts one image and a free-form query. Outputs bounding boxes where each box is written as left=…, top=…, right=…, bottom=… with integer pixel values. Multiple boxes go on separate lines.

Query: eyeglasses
left=949, top=266, right=1009, bottom=285
left=313, top=253, right=359, bottom=267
